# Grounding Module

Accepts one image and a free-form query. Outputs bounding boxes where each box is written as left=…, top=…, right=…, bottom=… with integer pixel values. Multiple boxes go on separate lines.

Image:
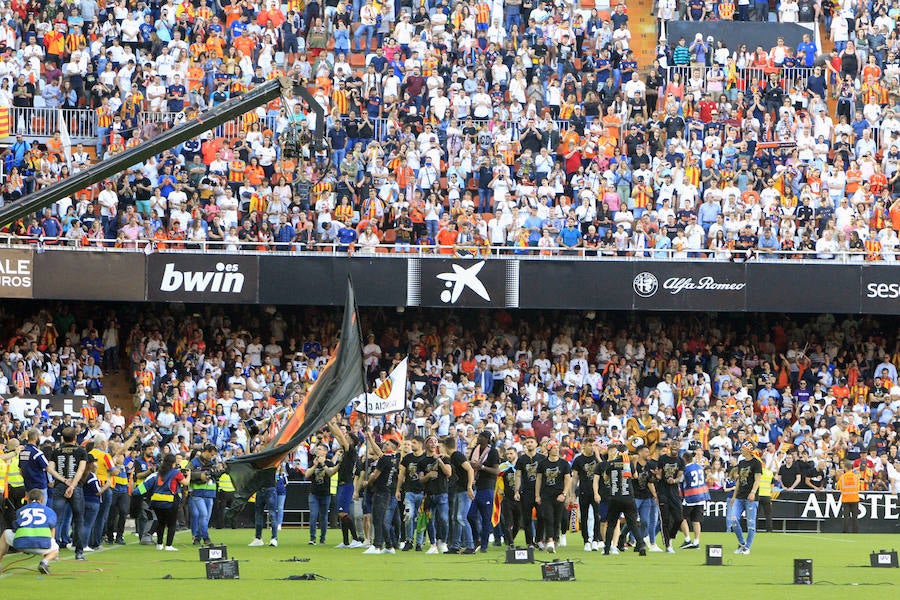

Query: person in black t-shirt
left=731, top=441, right=762, bottom=555
left=420, top=436, right=451, bottom=553
left=596, top=445, right=646, bottom=556
left=777, top=454, right=802, bottom=490
left=514, top=437, right=545, bottom=548
left=397, top=435, right=428, bottom=551
left=328, top=419, right=362, bottom=548
left=570, top=438, right=602, bottom=551
left=499, top=446, right=521, bottom=548
left=47, top=427, right=88, bottom=560
left=656, top=439, right=688, bottom=553
left=467, top=431, right=500, bottom=553
left=306, top=443, right=337, bottom=545
left=443, top=436, right=475, bottom=554
left=364, top=435, right=400, bottom=554
left=535, top=441, right=571, bottom=554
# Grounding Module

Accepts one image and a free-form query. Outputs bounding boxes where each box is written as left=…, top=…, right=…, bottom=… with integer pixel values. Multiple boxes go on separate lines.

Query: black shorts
left=684, top=504, right=704, bottom=523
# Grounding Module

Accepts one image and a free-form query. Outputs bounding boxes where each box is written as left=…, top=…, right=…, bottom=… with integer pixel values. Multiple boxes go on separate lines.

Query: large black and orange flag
left=226, top=278, right=366, bottom=499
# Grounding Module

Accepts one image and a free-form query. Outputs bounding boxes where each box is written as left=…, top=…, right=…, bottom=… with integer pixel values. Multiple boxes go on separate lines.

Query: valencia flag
left=226, top=278, right=366, bottom=501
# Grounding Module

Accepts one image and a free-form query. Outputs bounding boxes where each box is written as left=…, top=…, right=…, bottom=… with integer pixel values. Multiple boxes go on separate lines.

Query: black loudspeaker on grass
left=705, top=545, right=723, bottom=566
left=540, top=560, right=575, bottom=581
left=505, top=546, right=535, bottom=564
left=793, top=559, right=813, bottom=585
left=870, top=550, right=899, bottom=568
left=206, top=559, right=240, bottom=580
left=199, top=545, right=228, bottom=562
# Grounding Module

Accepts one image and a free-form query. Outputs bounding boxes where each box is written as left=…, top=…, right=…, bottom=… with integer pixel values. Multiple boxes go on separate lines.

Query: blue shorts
left=337, top=483, right=354, bottom=514
left=597, top=501, right=609, bottom=521
left=362, top=491, right=373, bottom=515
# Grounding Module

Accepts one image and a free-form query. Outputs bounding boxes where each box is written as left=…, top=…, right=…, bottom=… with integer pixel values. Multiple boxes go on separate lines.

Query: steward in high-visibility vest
left=837, top=461, right=860, bottom=533
left=757, top=467, right=775, bottom=532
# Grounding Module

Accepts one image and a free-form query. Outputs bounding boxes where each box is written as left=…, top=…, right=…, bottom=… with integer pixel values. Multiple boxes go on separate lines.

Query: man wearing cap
left=730, top=441, right=761, bottom=554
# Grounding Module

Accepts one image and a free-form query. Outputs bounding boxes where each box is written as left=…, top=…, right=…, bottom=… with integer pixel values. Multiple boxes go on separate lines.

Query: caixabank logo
left=407, top=259, right=519, bottom=308
left=148, top=254, right=258, bottom=303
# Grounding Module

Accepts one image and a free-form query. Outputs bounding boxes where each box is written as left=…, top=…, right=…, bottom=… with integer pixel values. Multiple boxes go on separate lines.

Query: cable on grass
left=278, top=556, right=312, bottom=562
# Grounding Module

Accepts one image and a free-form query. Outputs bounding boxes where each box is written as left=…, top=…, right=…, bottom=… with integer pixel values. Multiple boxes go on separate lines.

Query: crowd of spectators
left=1, top=1, right=900, bottom=259
left=2, top=303, right=899, bottom=496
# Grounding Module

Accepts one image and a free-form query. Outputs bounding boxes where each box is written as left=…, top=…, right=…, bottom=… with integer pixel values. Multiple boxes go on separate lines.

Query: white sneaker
left=488, top=533, right=495, bottom=544
left=383, top=548, right=396, bottom=554
left=399, top=541, right=407, bottom=551
left=584, top=542, right=592, bottom=552
left=164, top=546, right=178, bottom=552
left=348, top=540, right=364, bottom=549
left=269, top=539, right=278, bottom=547
left=688, top=541, right=700, bottom=549
left=362, top=539, right=372, bottom=548
left=156, top=544, right=163, bottom=550
left=610, top=547, right=619, bottom=555
left=537, top=542, right=546, bottom=551
left=248, top=538, right=264, bottom=547
left=591, top=541, right=600, bottom=551
left=734, top=546, right=746, bottom=555
left=559, top=534, right=567, bottom=547
left=666, top=544, right=675, bottom=554
left=83, top=546, right=95, bottom=552
left=438, top=542, right=449, bottom=553
left=426, top=545, right=439, bottom=554
left=740, top=547, right=751, bottom=555
left=335, top=543, right=348, bottom=549
left=363, top=546, right=382, bottom=555
left=649, top=544, right=663, bottom=553
left=546, top=541, right=556, bottom=554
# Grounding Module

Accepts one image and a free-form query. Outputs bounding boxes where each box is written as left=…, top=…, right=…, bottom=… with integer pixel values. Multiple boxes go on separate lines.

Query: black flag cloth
left=226, top=279, right=365, bottom=498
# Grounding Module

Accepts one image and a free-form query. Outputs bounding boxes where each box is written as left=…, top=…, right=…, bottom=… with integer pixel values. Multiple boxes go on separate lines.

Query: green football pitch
left=1, top=529, right=897, bottom=598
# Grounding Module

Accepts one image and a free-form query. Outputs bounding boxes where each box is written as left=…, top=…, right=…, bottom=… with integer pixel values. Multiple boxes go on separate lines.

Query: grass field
left=1, top=528, right=897, bottom=599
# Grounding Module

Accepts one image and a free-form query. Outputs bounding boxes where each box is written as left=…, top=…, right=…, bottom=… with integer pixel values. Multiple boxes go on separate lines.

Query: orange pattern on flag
left=374, top=378, right=393, bottom=399
left=0, top=108, right=10, bottom=138
left=491, top=475, right=503, bottom=527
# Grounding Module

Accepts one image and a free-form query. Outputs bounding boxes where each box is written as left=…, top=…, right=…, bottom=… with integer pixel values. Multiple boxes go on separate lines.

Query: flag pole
left=349, top=275, right=372, bottom=483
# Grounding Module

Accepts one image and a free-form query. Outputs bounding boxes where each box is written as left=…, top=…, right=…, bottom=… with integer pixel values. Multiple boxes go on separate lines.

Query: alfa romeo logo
left=633, top=272, right=659, bottom=297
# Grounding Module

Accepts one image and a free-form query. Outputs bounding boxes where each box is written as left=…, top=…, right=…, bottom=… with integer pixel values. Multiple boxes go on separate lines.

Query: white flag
left=354, top=357, right=408, bottom=415
left=57, top=108, right=72, bottom=167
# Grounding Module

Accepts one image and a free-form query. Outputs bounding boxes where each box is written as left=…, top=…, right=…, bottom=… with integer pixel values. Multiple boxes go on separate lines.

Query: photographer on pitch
left=188, top=444, right=219, bottom=546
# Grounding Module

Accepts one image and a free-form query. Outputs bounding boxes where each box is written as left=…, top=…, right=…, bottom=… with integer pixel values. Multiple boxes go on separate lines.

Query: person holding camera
left=188, top=444, right=219, bottom=546
left=134, top=454, right=186, bottom=551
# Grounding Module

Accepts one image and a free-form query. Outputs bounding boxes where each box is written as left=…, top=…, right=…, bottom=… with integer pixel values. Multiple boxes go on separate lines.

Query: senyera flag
left=225, top=278, right=366, bottom=501
left=353, top=357, right=408, bottom=415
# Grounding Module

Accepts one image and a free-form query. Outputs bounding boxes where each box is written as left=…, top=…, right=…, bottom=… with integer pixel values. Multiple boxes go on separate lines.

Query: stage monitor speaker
left=793, top=558, right=813, bottom=584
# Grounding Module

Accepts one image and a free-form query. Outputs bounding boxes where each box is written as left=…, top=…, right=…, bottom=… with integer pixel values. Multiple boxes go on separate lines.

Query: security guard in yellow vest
left=757, top=467, right=774, bottom=532
left=2, top=440, right=26, bottom=530
left=213, top=471, right=235, bottom=530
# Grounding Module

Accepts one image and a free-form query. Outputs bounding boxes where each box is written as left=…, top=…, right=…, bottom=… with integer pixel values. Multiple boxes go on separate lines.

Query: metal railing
left=0, top=234, right=888, bottom=262
left=6, top=107, right=96, bottom=139
left=663, top=65, right=807, bottom=95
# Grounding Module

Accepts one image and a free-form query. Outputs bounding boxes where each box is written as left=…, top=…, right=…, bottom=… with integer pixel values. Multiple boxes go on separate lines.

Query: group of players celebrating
left=323, top=416, right=749, bottom=557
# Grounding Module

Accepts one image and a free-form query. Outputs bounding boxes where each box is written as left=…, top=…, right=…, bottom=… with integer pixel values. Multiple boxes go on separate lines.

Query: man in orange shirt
left=888, top=198, right=900, bottom=232
left=436, top=221, right=459, bottom=255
